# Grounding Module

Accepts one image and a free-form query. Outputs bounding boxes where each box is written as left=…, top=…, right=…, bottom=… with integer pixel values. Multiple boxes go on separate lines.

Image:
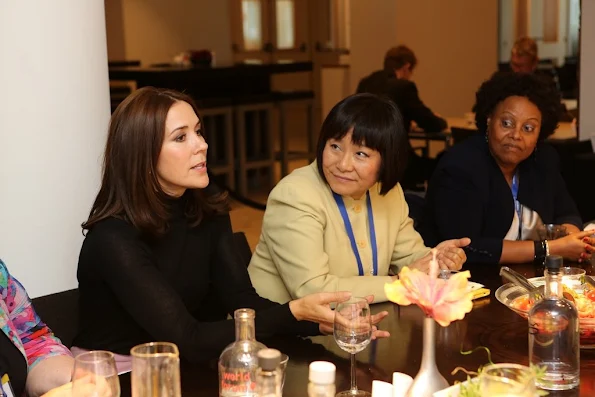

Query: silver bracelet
left=544, top=240, right=550, bottom=257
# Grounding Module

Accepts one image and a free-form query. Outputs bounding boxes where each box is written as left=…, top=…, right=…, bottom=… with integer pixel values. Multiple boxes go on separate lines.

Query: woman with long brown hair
left=72, top=87, right=388, bottom=363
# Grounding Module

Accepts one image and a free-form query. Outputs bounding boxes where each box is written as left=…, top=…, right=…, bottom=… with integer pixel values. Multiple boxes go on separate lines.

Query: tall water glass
left=333, top=297, right=373, bottom=397
left=72, top=351, right=120, bottom=397
left=131, top=342, right=181, bottom=397
left=479, top=363, right=536, bottom=397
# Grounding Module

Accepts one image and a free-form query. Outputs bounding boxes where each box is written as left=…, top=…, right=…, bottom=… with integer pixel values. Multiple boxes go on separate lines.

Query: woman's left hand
left=291, top=293, right=390, bottom=339
left=434, top=238, right=471, bottom=270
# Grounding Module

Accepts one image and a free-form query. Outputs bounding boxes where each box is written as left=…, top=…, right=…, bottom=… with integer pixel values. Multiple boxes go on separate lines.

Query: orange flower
left=385, top=249, right=473, bottom=326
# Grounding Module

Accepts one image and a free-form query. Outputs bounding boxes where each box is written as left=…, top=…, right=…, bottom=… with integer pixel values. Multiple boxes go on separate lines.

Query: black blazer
left=418, top=134, right=582, bottom=265
left=356, top=70, right=447, bottom=133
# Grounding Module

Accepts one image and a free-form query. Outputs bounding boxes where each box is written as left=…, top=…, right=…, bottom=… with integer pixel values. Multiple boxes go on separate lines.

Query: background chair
left=233, top=231, right=253, bottom=267
left=549, top=139, right=595, bottom=223
left=451, top=127, right=479, bottom=145
left=32, top=289, right=79, bottom=348
left=404, top=191, right=426, bottom=230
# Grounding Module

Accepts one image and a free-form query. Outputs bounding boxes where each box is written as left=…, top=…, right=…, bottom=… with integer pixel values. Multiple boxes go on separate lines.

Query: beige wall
left=348, top=0, right=398, bottom=94
left=104, top=0, right=233, bottom=66
left=321, top=66, right=351, bottom=119
left=105, top=0, right=126, bottom=60
left=395, top=1, right=498, bottom=117
left=347, top=0, right=498, bottom=117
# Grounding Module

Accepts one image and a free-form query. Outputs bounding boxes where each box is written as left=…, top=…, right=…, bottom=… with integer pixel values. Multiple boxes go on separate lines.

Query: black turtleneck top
left=73, top=198, right=319, bottom=362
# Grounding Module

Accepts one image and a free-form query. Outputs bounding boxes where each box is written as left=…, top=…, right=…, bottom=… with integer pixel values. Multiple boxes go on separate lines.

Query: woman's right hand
left=548, top=230, right=595, bottom=262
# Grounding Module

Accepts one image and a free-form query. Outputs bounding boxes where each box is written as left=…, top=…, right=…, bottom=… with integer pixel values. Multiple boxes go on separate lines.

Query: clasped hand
left=548, top=231, right=595, bottom=263
left=410, top=237, right=471, bottom=273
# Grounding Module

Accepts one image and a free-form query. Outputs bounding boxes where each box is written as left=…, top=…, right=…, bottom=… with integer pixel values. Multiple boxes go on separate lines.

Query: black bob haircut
left=474, top=72, right=561, bottom=140
left=316, top=93, right=409, bottom=195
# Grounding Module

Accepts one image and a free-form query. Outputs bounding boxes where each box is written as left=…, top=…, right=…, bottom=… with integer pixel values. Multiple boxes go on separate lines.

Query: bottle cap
left=545, top=255, right=563, bottom=271
left=309, top=361, right=336, bottom=384
left=257, top=348, right=281, bottom=371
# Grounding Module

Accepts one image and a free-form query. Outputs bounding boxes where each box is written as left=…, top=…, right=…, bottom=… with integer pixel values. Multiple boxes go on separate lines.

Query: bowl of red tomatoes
left=496, top=278, right=595, bottom=349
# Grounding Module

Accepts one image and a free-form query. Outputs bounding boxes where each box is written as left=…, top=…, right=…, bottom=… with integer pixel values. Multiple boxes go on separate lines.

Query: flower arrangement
left=384, top=249, right=473, bottom=326
left=383, top=249, right=475, bottom=396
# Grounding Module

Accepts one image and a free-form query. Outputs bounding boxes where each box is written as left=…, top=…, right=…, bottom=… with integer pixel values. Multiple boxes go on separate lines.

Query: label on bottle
left=219, top=369, right=256, bottom=396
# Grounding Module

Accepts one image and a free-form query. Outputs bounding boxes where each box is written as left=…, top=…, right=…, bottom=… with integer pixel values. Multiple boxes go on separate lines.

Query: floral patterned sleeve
left=1, top=260, right=72, bottom=369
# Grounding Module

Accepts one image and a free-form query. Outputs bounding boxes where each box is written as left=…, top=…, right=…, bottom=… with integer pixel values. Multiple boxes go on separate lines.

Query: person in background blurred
left=510, top=37, right=540, bottom=74
left=505, top=37, right=573, bottom=121
left=419, top=72, right=595, bottom=266
left=0, top=259, right=73, bottom=397
left=357, top=45, right=447, bottom=190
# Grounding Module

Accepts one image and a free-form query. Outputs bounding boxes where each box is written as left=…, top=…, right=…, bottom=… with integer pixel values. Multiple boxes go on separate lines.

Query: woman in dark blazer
left=419, top=72, right=595, bottom=265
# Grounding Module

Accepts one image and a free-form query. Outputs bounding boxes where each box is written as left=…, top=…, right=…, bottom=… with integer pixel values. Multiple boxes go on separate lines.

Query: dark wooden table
left=108, top=61, right=313, bottom=102
left=119, top=262, right=595, bottom=396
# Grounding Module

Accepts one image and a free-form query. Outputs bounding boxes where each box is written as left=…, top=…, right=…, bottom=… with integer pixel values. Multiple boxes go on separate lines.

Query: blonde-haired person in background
left=510, top=37, right=539, bottom=74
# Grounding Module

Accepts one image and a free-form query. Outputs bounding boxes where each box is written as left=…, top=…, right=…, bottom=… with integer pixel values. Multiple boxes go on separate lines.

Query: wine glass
left=72, top=351, right=120, bottom=397
left=334, top=297, right=373, bottom=397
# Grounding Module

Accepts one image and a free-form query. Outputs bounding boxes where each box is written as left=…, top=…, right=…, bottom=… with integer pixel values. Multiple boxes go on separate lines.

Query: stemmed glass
left=334, top=297, right=373, bottom=397
left=72, top=351, right=120, bottom=397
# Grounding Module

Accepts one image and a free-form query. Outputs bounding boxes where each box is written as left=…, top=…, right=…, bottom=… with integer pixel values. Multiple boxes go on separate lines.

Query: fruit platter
left=495, top=276, right=595, bottom=348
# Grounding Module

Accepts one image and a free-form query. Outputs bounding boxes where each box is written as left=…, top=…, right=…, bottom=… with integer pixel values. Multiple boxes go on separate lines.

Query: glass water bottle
left=218, top=308, right=267, bottom=397
left=529, top=255, right=580, bottom=390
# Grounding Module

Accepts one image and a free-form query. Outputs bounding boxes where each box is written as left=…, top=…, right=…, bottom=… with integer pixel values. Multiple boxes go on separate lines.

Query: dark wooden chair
left=233, top=231, right=253, bottom=267
left=549, top=138, right=595, bottom=223
left=32, top=288, right=79, bottom=348
left=451, top=127, right=479, bottom=145
left=404, top=191, right=425, bottom=230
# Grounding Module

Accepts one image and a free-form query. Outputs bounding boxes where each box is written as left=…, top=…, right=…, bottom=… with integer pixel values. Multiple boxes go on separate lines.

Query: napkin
left=467, top=282, right=490, bottom=300
left=372, top=380, right=393, bottom=397
left=392, top=372, right=413, bottom=397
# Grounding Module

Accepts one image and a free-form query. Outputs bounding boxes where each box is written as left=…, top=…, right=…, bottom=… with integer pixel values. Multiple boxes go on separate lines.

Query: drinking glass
left=72, top=351, right=120, bottom=397
left=537, top=224, right=568, bottom=240
left=279, top=353, right=289, bottom=390
left=561, top=266, right=586, bottom=291
left=479, top=363, right=536, bottom=397
left=334, top=297, right=373, bottom=397
left=439, top=269, right=459, bottom=280
left=131, top=342, right=181, bottom=397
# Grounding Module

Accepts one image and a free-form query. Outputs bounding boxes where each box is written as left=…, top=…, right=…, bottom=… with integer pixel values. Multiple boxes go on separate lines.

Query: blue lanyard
left=511, top=171, right=522, bottom=240
left=332, top=191, right=378, bottom=276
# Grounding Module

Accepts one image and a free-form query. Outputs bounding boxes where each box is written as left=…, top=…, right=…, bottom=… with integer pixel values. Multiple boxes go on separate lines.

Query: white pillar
left=0, top=1, right=110, bottom=297
left=579, top=0, right=595, bottom=143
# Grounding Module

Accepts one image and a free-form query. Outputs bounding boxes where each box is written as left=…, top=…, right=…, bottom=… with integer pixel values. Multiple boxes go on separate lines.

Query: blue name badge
left=1, top=374, right=15, bottom=397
